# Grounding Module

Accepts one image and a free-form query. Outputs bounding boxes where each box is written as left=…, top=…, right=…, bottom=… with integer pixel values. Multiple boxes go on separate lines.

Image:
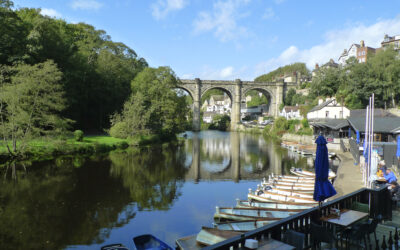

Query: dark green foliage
left=110, top=67, right=189, bottom=139
left=310, top=48, right=400, bottom=109
left=74, top=130, right=84, bottom=142
left=0, top=3, right=148, bottom=131
left=255, top=62, right=310, bottom=82
left=246, top=90, right=268, bottom=107
left=208, top=114, right=231, bottom=131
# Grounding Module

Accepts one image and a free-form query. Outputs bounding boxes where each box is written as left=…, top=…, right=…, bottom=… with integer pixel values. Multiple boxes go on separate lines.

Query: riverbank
left=0, top=134, right=183, bottom=165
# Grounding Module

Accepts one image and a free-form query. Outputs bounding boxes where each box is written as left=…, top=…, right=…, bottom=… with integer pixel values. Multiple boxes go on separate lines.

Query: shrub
left=109, top=121, right=128, bottom=139
left=301, top=118, right=309, bottom=128
left=74, top=130, right=84, bottom=142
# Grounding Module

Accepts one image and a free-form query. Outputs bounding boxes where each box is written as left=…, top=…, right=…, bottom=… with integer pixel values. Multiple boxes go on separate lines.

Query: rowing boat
left=290, top=167, right=336, bottom=179
left=214, top=220, right=275, bottom=231
left=263, top=179, right=315, bottom=187
left=270, top=173, right=314, bottom=181
left=261, top=184, right=314, bottom=194
left=257, top=186, right=313, bottom=199
left=268, top=175, right=315, bottom=183
left=133, top=234, right=173, bottom=250
left=214, top=206, right=301, bottom=221
left=196, top=227, right=241, bottom=246
left=248, top=189, right=318, bottom=204
left=235, top=199, right=315, bottom=210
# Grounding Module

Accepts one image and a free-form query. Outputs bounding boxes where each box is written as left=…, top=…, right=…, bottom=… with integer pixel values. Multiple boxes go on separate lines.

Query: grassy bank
left=0, top=134, right=181, bottom=164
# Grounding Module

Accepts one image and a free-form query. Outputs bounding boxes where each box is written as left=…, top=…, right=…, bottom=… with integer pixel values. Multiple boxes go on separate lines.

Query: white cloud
left=40, top=8, right=62, bottom=18
left=193, top=0, right=251, bottom=42
left=71, top=0, right=103, bottom=10
left=262, top=7, right=274, bottom=20
left=151, top=0, right=187, bottom=20
left=255, top=16, right=400, bottom=77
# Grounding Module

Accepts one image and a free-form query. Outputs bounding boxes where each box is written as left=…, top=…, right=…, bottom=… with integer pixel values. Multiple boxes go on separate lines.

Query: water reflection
left=0, top=131, right=322, bottom=249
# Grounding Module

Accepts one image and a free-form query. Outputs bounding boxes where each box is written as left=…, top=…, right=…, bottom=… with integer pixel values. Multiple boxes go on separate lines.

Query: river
left=0, top=131, right=331, bottom=249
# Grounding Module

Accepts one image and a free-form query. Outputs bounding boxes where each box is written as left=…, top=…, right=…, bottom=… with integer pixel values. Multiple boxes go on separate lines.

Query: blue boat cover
left=313, top=135, right=337, bottom=202
left=397, top=136, right=400, bottom=158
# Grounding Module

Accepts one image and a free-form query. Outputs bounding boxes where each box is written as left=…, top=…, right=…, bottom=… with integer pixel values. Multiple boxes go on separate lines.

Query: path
left=332, top=151, right=364, bottom=199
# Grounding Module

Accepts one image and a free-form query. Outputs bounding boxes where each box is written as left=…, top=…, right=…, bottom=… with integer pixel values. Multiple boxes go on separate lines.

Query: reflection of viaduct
left=178, top=78, right=297, bottom=131
left=185, top=133, right=282, bottom=182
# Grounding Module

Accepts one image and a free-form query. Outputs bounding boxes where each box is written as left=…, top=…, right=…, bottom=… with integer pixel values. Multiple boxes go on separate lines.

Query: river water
left=0, top=131, right=329, bottom=249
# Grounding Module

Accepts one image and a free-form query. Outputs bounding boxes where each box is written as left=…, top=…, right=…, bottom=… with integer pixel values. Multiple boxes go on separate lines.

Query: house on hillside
left=280, top=106, right=303, bottom=120
left=381, top=34, right=400, bottom=51
left=201, top=95, right=231, bottom=123
left=338, top=41, right=376, bottom=65
left=307, top=98, right=350, bottom=120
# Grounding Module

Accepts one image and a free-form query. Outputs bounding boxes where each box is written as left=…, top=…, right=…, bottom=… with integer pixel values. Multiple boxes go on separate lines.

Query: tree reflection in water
left=109, top=145, right=189, bottom=211
left=0, top=158, right=135, bottom=249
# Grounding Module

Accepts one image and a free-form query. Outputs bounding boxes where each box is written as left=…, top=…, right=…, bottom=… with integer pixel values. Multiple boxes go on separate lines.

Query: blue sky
left=11, top=0, right=400, bottom=80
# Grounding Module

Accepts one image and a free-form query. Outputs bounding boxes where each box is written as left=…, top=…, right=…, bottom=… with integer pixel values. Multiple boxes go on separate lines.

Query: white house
left=338, top=43, right=360, bottom=65
left=280, top=106, right=303, bottom=120
left=202, top=95, right=232, bottom=123
left=307, top=98, right=350, bottom=120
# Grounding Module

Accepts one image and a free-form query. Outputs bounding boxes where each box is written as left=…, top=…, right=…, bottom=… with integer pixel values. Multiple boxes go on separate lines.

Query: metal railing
left=202, top=185, right=391, bottom=250
left=348, top=138, right=360, bottom=164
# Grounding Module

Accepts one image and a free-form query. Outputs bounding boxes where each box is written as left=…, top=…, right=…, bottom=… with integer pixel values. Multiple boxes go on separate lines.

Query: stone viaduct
left=178, top=78, right=296, bottom=131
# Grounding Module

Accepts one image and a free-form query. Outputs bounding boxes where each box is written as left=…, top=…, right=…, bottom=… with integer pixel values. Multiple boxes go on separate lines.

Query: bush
left=301, top=118, right=309, bottom=128
left=74, top=130, right=84, bottom=142
left=109, top=121, right=128, bottom=139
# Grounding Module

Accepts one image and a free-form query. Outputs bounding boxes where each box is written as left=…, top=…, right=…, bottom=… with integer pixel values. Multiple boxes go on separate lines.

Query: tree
left=255, top=62, right=310, bottom=82
left=0, top=60, right=71, bottom=156
left=110, top=67, right=189, bottom=138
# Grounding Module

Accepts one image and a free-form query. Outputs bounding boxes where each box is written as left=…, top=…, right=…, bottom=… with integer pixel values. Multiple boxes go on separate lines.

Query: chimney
left=318, top=99, right=324, bottom=105
left=315, top=63, right=319, bottom=69
left=360, top=40, right=365, bottom=47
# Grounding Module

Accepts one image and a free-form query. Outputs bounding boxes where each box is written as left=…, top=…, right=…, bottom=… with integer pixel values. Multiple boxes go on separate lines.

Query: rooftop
left=347, top=116, right=400, bottom=133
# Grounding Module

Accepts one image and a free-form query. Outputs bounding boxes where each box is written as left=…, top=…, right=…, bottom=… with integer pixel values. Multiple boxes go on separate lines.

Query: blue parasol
left=313, top=135, right=337, bottom=202
left=397, top=135, right=400, bottom=158
left=356, top=130, right=360, bottom=144
left=348, top=127, right=351, bottom=138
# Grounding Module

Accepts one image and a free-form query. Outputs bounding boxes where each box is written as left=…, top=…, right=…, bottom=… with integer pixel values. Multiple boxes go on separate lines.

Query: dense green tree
left=310, top=66, right=344, bottom=97
left=0, top=0, right=28, bottom=64
left=110, top=67, right=189, bottom=138
left=246, top=90, right=268, bottom=107
left=0, top=61, right=71, bottom=156
left=255, top=62, right=310, bottom=82
left=1, top=2, right=148, bottom=131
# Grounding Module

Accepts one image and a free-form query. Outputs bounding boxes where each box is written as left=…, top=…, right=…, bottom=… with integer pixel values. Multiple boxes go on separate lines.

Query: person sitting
left=377, top=167, right=384, bottom=178
left=384, top=168, right=397, bottom=184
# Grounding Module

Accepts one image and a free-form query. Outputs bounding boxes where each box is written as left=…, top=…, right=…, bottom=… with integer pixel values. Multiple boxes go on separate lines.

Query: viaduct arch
left=178, top=78, right=294, bottom=131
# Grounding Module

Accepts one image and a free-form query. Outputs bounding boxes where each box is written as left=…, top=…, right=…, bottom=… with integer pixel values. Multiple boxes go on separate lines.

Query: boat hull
left=236, top=200, right=314, bottom=209
left=214, top=207, right=301, bottom=221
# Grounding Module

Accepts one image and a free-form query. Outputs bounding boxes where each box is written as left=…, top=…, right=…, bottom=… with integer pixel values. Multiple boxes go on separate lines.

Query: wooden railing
left=202, top=185, right=391, bottom=250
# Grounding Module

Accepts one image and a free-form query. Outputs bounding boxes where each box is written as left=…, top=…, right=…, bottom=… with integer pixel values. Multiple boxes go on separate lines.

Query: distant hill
left=254, top=62, right=310, bottom=82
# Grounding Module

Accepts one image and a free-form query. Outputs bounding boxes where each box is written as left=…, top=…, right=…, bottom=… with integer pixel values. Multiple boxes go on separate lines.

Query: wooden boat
left=101, top=244, right=129, bottom=250
left=235, top=199, right=314, bottom=210
left=263, top=179, right=315, bottom=187
left=270, top=173, right=314, bottom=181
left=196, top=227, right=241, bottom=246
left=268, top=175, right=315, bottom=183
left=262, top=184, right=314, bottom=194
left=290, top=168, right=336, bottom=179
left=214, top=206, right=301, bottom=221
left=256, top=186, right=313, bottom=199
left=214, top=220, right=275, bottom=231
left=248, top=189, right=318, bottom=204
left=275, top=185, right=313, bottom=194
left=133, top=234, right=173, bottom=250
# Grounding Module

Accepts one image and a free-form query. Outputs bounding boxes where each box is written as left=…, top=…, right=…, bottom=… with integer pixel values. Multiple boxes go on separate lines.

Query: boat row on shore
left=177, top=169, right=336, bottom=249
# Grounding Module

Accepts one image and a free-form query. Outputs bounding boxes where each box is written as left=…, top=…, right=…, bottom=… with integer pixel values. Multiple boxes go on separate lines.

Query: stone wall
left=282, top=133, right=314, bottom=144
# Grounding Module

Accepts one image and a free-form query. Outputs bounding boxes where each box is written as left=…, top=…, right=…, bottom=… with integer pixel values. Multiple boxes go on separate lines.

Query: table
left=320, top=209, right=369, bottom=248
left=320, top=209, right=369, bottom=228
left=257, top=239, right=296, bottom=250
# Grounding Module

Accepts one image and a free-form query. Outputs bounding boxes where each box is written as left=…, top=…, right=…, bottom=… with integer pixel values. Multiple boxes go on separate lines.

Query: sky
left=11, top=0, right=400, bottom=80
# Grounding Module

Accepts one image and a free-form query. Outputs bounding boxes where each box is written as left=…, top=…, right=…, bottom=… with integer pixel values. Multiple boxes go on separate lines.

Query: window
left=362, top=51, right=366, bottom=55
left=325, top=111, right=329, bottom=118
